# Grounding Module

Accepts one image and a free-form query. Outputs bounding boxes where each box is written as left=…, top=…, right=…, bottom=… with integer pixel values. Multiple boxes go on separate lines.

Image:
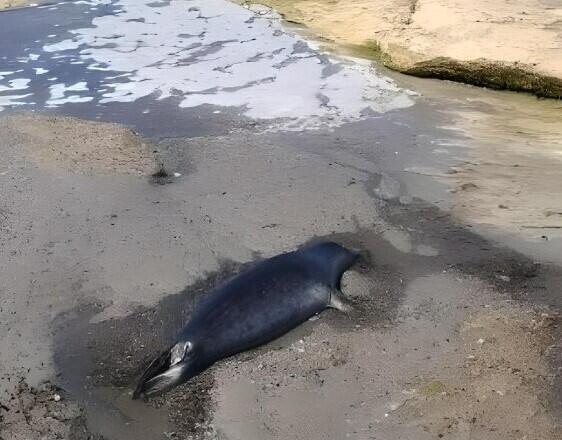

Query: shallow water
left=0, top=0, right=413, bottom=132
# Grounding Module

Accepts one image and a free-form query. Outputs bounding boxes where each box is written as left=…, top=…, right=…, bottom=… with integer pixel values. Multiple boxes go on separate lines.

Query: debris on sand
left=0, top=380, right=105, bottom=440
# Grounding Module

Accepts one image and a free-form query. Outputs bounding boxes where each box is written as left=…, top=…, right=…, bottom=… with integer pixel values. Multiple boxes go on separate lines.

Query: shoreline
left=1, top=1, right=561, bottom=438
left=0, top=0, right=36, bottom=10
left=245, top=0, right=562, bottom=99
left=351, top=41, right=562, bottom=99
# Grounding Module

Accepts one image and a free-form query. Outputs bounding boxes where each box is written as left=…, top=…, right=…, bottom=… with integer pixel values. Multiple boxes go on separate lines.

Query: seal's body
left=133, top=241, right=357, bottom=399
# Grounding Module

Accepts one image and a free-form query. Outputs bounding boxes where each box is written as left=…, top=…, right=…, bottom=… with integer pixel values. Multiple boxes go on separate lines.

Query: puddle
left=211, top=269, right=561, bottom=440
left=205, top=218, right=562, bottom=439
left=50, top=236, right=407, bottom=439
left=53, top=260, right=245, bottom=439
left=46, top=197, right=562, bottom=438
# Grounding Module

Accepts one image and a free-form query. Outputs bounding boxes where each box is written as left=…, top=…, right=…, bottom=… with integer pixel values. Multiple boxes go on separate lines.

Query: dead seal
left=133, top=241, right=358, bottom=399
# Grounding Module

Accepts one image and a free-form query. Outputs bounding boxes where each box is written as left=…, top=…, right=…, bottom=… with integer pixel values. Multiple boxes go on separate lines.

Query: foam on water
left=1, top=0, right=414, bottom=129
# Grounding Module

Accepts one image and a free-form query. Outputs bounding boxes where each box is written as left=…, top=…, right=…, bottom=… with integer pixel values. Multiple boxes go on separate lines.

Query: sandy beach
left=1, top=1, right=561, bottom=439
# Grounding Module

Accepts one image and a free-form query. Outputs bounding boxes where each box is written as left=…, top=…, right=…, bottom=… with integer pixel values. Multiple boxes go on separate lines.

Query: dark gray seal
left=133, top=241, right=358, bottom=399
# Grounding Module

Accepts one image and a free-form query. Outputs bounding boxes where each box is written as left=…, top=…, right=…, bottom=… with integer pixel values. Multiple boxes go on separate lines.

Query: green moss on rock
left=352, top=41, right=562, bottom=99
left=346, top=40, right=401, bottom=70
left=420, top=380, right=448, bottom=396
left=405, top=57, right=562, bottom=99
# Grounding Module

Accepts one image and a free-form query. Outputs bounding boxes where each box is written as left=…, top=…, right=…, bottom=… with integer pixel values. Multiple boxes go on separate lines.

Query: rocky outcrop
left=248, top=0, right=562, bottom=98
left=0, top=0, right=29, bottom=9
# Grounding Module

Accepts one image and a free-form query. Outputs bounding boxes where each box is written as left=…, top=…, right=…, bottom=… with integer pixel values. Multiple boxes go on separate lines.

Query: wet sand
left=1, top=112, right=561, bottom=439
left=3, top=113, right=158, bottom=175
left=1, top=1, right=562, bottom=439
left=446, top=95, right=562, bottom=239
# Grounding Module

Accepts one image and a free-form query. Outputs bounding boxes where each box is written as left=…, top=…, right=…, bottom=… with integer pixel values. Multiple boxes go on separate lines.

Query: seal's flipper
left=133, top=341, right=193, bottom=400
left=329, top=289, right=352, bottom=312
left=133, top=348, right=172, bottom=399
left=170, top=341, right=192, bottom=366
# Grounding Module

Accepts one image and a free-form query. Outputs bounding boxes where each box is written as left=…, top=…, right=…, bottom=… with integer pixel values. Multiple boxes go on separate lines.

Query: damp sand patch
left=397, top=306, right=562, bottom=439
left=1, top=114, right=157, bottom=175
left=0, top=380, right=106, bottom=440
left=440, top=95, right=562, bottom=241
left=210, top=268, right=562, bottom=439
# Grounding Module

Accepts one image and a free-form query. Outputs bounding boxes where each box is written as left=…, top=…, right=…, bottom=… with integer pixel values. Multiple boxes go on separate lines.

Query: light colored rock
left=248, top=0, right=562, bottom=97
left=0, top=0, right=33, bottom=9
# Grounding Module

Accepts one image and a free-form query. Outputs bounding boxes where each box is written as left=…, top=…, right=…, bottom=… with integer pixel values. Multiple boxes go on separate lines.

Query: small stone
left=53, top=394, right=61, bottom=402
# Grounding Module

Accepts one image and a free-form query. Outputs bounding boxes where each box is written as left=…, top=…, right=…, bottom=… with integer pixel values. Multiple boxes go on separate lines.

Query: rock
left=251, top=0, right=562, bottom=98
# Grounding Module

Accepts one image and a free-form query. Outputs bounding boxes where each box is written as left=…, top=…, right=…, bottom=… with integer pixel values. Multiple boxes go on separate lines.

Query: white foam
left=0, top=93, right=32, bottom=108
left=0, top=71, right=14, bottom=80
left=33, top=68, right=49, bottom=75
left=37, top=0, right=413, bottom=128
left=0, top=78, right=30, bottom=93
left=47, top=81, right=92, bottom=106
left=45, top=39, right=81, bottom=52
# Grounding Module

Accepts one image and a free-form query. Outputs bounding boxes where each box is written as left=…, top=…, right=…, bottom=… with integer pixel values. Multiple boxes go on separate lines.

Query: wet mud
left=1, top=1, right=561, bottom=439
left=50, top=193, right=562, bottom=438
left=0, top=380, right=104, bottom=440
left=50, top=240, right=406, bottom=438
left=377, top=197, right=562, bottom=308
left=53, top=260, right=246, bottom=439
left=1, top=113, right=158, bottom=175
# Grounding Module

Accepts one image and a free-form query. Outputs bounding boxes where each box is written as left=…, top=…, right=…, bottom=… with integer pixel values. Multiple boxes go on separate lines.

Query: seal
left=133, top=241, right=358, bottom=399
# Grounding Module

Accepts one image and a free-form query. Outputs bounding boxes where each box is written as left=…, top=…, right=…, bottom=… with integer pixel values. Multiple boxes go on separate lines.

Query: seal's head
left=133, top=341, right=196, bottom=399
left=300, top=241, right=359, bottom=289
